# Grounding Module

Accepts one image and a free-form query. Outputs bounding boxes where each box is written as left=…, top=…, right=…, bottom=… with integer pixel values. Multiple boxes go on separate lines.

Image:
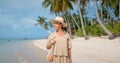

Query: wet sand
left=16, top=41, right=49, bottom=63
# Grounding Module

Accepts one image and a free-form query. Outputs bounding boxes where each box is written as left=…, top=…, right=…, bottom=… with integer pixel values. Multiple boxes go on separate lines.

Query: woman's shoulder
left=49, top=32, right=57, bottom=37
left=65, top=32, right=71, bottom=38
left=65, top=32, right=70, bottom=36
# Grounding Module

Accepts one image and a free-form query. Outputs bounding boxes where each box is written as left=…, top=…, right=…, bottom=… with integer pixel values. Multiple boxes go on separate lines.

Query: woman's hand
left=70, top=59, right=72, bottom=63
left=51, top=40, right=56, bottom=44
left=69, top=55, right=72, bottom=63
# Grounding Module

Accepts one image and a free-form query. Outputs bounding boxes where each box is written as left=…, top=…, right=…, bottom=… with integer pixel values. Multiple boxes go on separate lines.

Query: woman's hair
left=55, top=23, right=67, bottom=32
left=56, top=27, right=67, bottom=32
left=62, top=27, right=67, bottom=32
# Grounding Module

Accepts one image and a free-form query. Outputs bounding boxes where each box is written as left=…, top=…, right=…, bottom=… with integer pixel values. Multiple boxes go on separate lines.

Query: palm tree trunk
left=67, top=18, right=72, bottom=36
left=69, top=9, right=80, bottom=29
left=84, top=18, right=87, bottom=26
left=58, top=12, right=60, bottom=16
left=93, top=0, right=116, bottom=39
left=99, top=0, right=103, bottom=22
left=70, top=13, right=80, bottom=29
left=87, top=0, right=93, bottom=26
left=71, top=19, right=77, bottom=35
left=119, top=0, right=120, bottom=20
left=63, top=15, right=72, bottom=36
left=107, top=12, right=109, bottom=24
left=77, top=0, right=89, bottom=40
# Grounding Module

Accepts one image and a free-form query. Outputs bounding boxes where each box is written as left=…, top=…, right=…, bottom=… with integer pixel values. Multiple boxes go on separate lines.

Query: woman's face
left=53, top=21, right=63, bottom=30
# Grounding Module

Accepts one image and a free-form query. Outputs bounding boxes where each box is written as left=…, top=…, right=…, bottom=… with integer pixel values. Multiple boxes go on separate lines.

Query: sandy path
left=33, top=37, right=120, bottom=63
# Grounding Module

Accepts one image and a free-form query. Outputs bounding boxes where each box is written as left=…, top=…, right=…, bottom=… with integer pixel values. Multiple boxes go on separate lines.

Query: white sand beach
left=33, top=37, right=120, bottom=63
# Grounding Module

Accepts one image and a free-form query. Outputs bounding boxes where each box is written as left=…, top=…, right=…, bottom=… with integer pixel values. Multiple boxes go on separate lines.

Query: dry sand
left=33, top=37, right=120, bottom=63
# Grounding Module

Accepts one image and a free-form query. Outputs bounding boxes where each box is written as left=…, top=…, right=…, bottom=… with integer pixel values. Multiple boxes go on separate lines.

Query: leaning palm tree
left=77, top=0, right=89, bottom=40
left=62, top=12, right=78, bottom=36
left=69, top=10, right=80, bottom=29
left=69, top=0, right=81, bottom=29
left=93, top=0, right=116, bottom=39
left=62, top=13, right=72, bottom=36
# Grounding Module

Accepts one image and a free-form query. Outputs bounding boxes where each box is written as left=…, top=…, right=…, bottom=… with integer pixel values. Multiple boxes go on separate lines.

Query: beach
left=33, top=37, right=120, bottom=63
left=1, top=37, right=119, bottom=63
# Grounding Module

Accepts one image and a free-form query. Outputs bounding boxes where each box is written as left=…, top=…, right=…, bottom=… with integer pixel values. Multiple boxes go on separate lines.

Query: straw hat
left=50, top=16, right=67, bottom=27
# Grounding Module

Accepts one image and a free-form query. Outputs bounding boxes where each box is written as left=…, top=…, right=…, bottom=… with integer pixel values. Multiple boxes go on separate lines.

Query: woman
left=46, top=16, right=72, bottom=63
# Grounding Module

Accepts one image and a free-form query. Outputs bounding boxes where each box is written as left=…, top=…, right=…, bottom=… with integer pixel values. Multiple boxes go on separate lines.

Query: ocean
left=0, top=39, right=48, bottom=63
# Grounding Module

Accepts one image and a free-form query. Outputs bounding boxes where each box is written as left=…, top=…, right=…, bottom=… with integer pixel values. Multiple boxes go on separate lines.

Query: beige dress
left=47, top=32, right=72, bottom=63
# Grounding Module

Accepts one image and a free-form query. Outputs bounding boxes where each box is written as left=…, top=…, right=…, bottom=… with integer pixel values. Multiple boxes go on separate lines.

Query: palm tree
left=77, top=0, right=89, bottom=40
left=42, top=0, right=74, bottom=16
left=62, top=13, right=72, bottom=36
left=69, top=0, right=81, bottom=29
left=36, top=16, right=46, bottom=26
left=64, top=0, right=82, bottom=36
left=93, top=0, right=116, bottom=39
left=69, top=11, right=80, bottom=29
left=42, top=0, right=76, bottom=35
left=111, top=0, right=119, bottom=20
left=79, top=0, right=90, bottom=26
left=102, top=0, right=119, bottom=22
left=36, top=16, right=49, bottom=30
left=42, top=0, right=53, bottom=12
left=114, top=1, right=119, bottom=20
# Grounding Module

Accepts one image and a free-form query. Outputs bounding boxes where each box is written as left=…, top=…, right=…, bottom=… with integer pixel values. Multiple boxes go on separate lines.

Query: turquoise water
left=0, top=39, right=48, bottom=63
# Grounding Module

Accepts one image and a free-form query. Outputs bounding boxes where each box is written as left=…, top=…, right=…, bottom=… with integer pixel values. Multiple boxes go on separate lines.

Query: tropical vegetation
left=36, top=0, right=120, bottom=40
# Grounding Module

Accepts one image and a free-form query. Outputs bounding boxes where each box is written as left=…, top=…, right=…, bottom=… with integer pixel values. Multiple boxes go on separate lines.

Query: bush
left=112, top=22, right=120, bottom=36
left=76, top=28, right=84, bottom=37
left=105, top=22, right=120, bottom=36
left=113, top=22, right=120, bottom=35
left=76, top=22, right=120, bottom=36
left=85, top=24, right=106, bottom=36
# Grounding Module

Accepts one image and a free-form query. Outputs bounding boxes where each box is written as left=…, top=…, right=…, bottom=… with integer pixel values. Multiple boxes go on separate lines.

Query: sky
left=0, top=0, right=95, bottom=39
left=0, top=0, right=56, bottom=39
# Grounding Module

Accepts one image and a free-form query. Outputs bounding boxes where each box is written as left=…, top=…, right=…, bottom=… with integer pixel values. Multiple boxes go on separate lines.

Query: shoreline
left=33, top=39, right=48, bottom=51
left=15, top=40, right=49, bottom=63
left=33, top=37, right=120, bottom=63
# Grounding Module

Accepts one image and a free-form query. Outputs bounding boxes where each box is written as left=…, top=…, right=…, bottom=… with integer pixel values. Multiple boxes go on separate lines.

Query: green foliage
left=76, top=28, right=84, bottom=37
left=113, top=22, right=120, bottom=35
left=76, top=22, right=120, bottom=36
left=106, top=22, right=120, bottom=35
left=85, top=24, right=106, bottom=36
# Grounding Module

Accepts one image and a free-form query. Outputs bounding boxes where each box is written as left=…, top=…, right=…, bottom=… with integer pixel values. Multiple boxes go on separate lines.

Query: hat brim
left=50, top=19, right=67, bottom=27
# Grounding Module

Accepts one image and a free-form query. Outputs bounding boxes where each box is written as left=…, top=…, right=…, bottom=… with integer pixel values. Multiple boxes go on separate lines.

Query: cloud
left=0, top=0, right=43, bottom=10
left=0, top=0, right=55, bottom=39
left=12, top=24, right=19, bottom=31
left=21, top=18, right=37, bottom=25
left=9, top=17, right=39, bottom=32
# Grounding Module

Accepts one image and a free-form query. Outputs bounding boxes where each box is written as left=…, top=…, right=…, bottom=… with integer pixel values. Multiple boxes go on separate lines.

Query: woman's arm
left=46, top=40, right=56, bottom=50
left=46, top=32, right=56, bottom=50
left=46, top=44, right=52, bottom=50
left=68, top=49, right=71, bottom=56
left=68, top=49, right=72, bottom=63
